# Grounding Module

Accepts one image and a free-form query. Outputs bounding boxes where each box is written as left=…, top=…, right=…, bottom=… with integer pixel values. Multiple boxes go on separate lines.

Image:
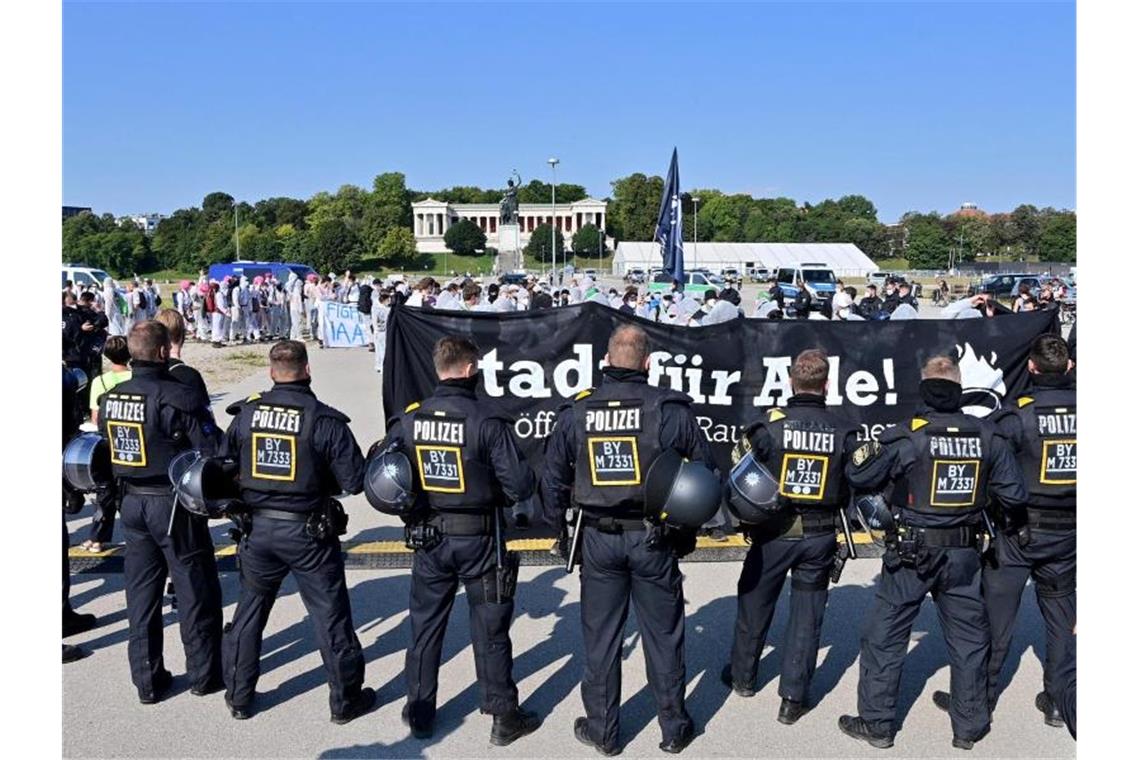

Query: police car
left=776, top=263, right=838, bottom=309
left=647, top=270, right=726, bottom=295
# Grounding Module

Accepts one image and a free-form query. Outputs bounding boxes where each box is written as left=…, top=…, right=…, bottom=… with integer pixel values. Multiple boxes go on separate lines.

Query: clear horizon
left=64, top=1, right=1075, bottom=223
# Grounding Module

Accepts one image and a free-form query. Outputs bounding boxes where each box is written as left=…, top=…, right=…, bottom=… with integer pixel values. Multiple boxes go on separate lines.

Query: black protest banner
left=382, top=304, right=1058, bottom=513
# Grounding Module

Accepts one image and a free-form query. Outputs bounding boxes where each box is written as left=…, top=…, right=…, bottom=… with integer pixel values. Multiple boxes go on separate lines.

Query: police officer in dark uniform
left=931, top=334, right=1077, bottom=728
left=63, top=364, right=97, bottom=663
left=541, top=324, right=714, bottom=755
left=837, top=355, right=1027, bottom=750
left=858, top=284, right=884, bottom=319
left=97, top=321, right=224, bottom=703
left=792, top=279, right=812, bottom=319
left=722, top=349, right=859, bottom=725
left=221, top=340, right=374, bottom=723
left=384, top=336, right=541, bottom=745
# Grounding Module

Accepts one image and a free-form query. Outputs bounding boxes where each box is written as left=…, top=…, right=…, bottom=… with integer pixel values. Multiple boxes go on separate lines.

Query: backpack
left=357, top=284, right=373, bottom=315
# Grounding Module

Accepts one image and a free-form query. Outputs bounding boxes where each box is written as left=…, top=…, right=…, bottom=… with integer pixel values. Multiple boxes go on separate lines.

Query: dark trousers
left=729, top=532, right=836, bottom=702
left=223, top=515, right=365, bottom=715
left=982, top=528, right=1075, bottom=709
left=405, top=535, right=519, bottom=722
left=63, top=514, right=73, bottom=616
left=88, top=482, right=118, bottom=544
left=120, top=491, right=222, bottom=695
left=579, top=527, right=692, bottom=751
left=858, top=547, right=990, bottom=740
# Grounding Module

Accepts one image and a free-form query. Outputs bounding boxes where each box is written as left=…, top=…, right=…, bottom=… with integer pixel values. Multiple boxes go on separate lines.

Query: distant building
left=62, top=206, right=91, bottom=221
left=125, top=213, right=165, bottom=234
left=411, top=197, right=608, bottom=253
left=952, top=202, right=987, bottom=218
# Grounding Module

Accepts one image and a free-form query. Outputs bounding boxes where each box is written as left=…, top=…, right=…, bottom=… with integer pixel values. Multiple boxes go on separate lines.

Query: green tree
left=253, top=197, right=309, bottom=230
left=571, top=223, right=606, bottom=256
left=201, top=191, right=235, bottom=223
left=444, top=218, right=487, bottom=255
left=312, top=218, right=362, bottom=273
left=1010, top=204, right=1042, bottom=257
left=282, top=229, right=317, bottom=267
left=516, top=180, right=587, bottom=204
left=609, top=173, right=664, bottom=241
left=1038, top=212, right=1076, bottom=263
left=900, top=212, right=952, bottom=269
left=377, top=226, right=419, bottom=264
left=524, top=222, right=564, bottom=265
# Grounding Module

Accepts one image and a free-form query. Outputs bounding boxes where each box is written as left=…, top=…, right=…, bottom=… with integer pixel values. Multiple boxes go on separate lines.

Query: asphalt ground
left=63, top=308, right=1075, bottom=759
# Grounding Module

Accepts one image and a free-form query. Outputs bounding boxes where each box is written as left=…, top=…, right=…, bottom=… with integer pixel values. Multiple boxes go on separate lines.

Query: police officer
left=221, top=340, right=374, bottom=723
left=97, top=321, right=224, bottom=703
left=63, top=364, right=96, bottom=663
left=931, top=334, right=1076, bottom=728
left=541, top=324, right=714, bottom=755
left=722, top=349, right=859, bottom=725
left=384, top=336, right=541, bottom=745
left=837, top=355, right=1027, bottom=750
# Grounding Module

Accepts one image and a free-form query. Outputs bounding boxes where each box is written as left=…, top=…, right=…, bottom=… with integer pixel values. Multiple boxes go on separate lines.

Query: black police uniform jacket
left=224, top=380, right=364, bottom=514
left=540, top=367, right=716, bottom=522
left=743, top=394, right=859, bottom=512
left=99, top=361, right=221, bottom=484
left=994, top=373, right=1076, bottom=510
left=386, top=376, right=535, bottom=514
left=846, top=402, right=1027, bottom=529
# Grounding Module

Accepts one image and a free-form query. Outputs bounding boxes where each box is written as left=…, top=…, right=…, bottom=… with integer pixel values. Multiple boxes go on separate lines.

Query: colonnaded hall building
left=411, top=197, right=609, bottom=253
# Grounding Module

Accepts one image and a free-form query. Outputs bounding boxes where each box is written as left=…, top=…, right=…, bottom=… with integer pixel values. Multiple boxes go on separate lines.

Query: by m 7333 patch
left=250, top=404, right=302, bottom=481
left=104, top=392, right=147, bottom=467
left=778, top=453, right=828, bottom=500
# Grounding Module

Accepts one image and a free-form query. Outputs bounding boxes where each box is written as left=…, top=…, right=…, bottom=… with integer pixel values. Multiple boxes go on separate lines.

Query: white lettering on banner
left=478, top=343, right=901, bottom=409
left=321, top=302, right=370, bottom=348
left=696, top=415, right=745, bottom=444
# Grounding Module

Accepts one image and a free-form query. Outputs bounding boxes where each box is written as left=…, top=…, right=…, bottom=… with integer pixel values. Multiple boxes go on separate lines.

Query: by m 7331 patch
left=930, top=460, right=980, bottom=506
left=778, top=453, right=828, bottom=500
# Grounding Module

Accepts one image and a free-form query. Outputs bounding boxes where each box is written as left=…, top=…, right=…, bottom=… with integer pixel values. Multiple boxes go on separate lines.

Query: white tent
left=612, top=242, right=878, bottom=278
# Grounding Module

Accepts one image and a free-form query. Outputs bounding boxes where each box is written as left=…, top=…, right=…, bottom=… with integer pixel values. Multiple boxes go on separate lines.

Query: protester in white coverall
left=102, top=278, right=127, bottom=337
left=288, top=273, right=304, bottom=340
left=373, top=290, right=391, bottom=372
left=210, top=282, right=226, bottom=347
left=194, top=283, right=210, bottom=340
left=217, top=278, right=232, bottom=344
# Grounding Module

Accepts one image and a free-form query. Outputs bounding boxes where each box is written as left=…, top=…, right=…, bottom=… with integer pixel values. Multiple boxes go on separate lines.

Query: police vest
left=100, top=373, right=189, bottom=482
left=762, top=404, right=854, bottom=509
left=401, top=394, right=500, bottom=511
left=883, top=413, right=994, bottom=518
left=571, top=382, right=688, bottom=511
left=229, top=388, right=334, bottom=503
left=1012, top=389, right=1076, bottom=505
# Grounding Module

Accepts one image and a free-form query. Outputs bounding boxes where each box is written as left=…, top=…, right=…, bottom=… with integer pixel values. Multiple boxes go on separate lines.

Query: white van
left=62, top=264, right=114, bottom=291
left=775, top=263, right=838, bottom=309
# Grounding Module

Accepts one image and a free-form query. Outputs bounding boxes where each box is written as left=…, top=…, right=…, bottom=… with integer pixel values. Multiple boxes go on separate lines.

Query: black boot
left=330, top=687, right=376, bottom=725
left=720, top=664, right=756, bottom=697
left=932, top=690, right=951, bottom=713
left=574, top=717, right=620, bottom=756
left=138, top=669, right=173, bottom=705
left=778, top=698, right=808, bottom=725
left=837, top=715, right=894, bottom=749
left=1036, top=691, right=1065, bottom=728
left=62, top=644, right=89, bottom=663
left=659, top=724, right=696, bottom=754
left=402, top=702, right=434, bottom=739
left=490, top=708, right=541, bottom=746
left=225, top=694, right=253, bottom=720
left=952, top=724, right=990, bottom=750
left=63, top=610, right=97, bottom=637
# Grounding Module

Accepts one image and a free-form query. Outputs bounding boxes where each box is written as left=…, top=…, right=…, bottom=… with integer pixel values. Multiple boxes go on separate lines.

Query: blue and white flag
left=653, top=147, right=684, bottom=286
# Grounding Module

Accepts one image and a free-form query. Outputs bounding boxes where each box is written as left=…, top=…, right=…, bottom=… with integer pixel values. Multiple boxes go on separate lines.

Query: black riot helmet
left=724, top=452, right=782, bottom=524
left=644, top=448, right=722, bottom=529
left=62, top=432, right=112, bottom=493
left=363, top=443, right=417, bottom=516
left=175, top=455, right=239, bottom=519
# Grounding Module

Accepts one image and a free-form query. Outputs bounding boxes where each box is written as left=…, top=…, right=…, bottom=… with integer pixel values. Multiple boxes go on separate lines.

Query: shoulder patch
left=910, top=417, right=929, bottom=432
left=768, top=409, right=786, bottom=422
left=574, top=389, right=594, bottom=401
left=246, top=392, right=261, bottom=403
left=404, top=401, right=421, bottom=413
left=1017, top=396, right=1035, bottom=408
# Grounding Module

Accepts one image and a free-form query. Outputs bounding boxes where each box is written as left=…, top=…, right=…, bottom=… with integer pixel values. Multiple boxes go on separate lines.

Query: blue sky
left=63, top=1, right=1074, bottom=223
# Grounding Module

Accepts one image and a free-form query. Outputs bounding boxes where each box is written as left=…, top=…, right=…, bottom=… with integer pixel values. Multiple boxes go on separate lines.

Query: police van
left=62, top=264, right=114, bottom=291
left=776, top=263, right=838, bottom=310
left=207, top=260, right=317, bottom=283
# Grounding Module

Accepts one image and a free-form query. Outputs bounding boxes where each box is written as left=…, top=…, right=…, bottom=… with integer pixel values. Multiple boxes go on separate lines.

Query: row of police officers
left=68, top=318, right=1076, bottom=752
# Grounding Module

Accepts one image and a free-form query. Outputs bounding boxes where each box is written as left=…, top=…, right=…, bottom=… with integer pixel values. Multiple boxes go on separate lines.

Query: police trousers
left=579, top=527, right=692, bottom=751
left=120, top=491, right=222, bottom=696
left=858, top=546, right=989, bottom=740
left=982, top=528, right=1075, bottom=710
left=729, top=532, right=836, bottom=702
left=405, top=535, right=519, bottom=723
left=222, top=514, right=365, bottom=715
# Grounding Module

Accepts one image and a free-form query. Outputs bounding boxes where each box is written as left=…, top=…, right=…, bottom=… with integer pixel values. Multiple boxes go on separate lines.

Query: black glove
left=510, top=495, right=537, bottom=531
left=669, top=527, right=698, bottom=559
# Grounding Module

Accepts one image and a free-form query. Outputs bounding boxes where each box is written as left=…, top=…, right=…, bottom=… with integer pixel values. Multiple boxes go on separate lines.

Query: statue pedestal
left=496, top=222, right=523, bottom=273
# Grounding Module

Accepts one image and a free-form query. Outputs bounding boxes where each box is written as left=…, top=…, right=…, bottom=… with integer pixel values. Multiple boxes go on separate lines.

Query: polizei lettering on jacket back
left=778, top=422, right=836, bottom=501
left=586, top=400, right=644, bottom=486
left=413, top=412, right=467, bottom=493
left=250, top=404, right=302, bottom=481
left=928, top=434, right=982, bottom=507
left=104, top=392, right=147, bottom=467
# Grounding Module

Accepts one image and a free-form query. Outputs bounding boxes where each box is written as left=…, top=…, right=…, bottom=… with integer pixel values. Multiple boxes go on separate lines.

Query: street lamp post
left=548, top=157, right=559, bottom=278
left=692, top=196, right=700, bottom=272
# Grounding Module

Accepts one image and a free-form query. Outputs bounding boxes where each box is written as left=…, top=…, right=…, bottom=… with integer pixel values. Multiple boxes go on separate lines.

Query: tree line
left=62, top=170, right=1075, bottom=277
